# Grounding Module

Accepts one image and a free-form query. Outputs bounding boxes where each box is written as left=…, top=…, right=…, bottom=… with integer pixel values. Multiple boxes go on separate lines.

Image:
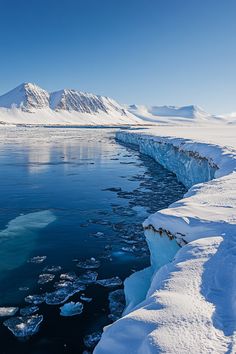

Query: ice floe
left=25, top=294, right=45, bottom=305
left=38, top=273, right=55, bottom=284
left=84, top=331, right=102, bottom=349
left=3, top=314, right=43, bottom=338
left=108, top=289, right=125, bottom=322
left=78, top=271, right=98, bottom=284
left=96, top=276, right=122, bottom=288
left=76, top=258, right=101, bottom=269
left=60, top=301, right=83, bottom=316
left=43, top=265, right=62, bottom=273
left=0, top=307, right=18, bottom=317
left=28, top=256, right=47, bottom=264
left=20, top=306, right=39, bottom=316
left=80, top=295, right=92, bottom=303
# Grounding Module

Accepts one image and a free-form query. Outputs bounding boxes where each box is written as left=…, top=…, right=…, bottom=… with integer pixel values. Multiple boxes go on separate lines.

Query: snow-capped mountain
left=0, top=83, right=50, bottom=112
left=49, top=88, right=127, bottom=116
left=128, top=104, right=211, bottom=123
left=0, top=83, right=142, bottom=125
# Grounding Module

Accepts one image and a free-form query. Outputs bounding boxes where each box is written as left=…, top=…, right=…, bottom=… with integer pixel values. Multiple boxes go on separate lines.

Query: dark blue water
left=0, top=128, right=186, bottom=354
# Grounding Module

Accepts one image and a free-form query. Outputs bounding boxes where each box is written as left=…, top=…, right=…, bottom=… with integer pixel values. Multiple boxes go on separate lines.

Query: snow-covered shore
left=95, top=124, right=236, bottom=353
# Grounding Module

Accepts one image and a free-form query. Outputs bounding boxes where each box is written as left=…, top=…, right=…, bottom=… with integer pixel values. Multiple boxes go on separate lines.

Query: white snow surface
left=0, top=83, right=143, bottom=126
left=95, top=123, right=236, bottom=354
left=127, top=104, right=212, bottom=124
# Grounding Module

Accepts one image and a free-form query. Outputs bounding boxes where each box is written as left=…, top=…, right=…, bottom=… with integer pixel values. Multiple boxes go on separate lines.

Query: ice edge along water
left=95, top=131, right=236, bottom=353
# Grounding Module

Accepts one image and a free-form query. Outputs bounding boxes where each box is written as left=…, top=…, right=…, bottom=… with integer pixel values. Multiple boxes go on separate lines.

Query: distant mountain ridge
left=0, top=83, right=128, bottom=117
left=128, top=104, right=211, bottom=122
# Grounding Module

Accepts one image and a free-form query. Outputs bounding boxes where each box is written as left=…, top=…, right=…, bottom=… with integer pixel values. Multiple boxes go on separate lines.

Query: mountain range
left=0, top=82, right=227, bottom=126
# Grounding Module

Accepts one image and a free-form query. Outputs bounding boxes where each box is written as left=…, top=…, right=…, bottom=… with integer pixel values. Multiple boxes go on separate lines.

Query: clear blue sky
left=0, top=0, right=235, bottom=114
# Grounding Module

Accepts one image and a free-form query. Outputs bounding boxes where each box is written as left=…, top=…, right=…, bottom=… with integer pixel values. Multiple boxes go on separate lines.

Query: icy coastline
left=95, top=127, right=236, bottom=353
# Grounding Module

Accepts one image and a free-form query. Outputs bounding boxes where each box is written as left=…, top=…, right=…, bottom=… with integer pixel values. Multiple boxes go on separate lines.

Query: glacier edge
left=94, top=129, right=236, bottom=354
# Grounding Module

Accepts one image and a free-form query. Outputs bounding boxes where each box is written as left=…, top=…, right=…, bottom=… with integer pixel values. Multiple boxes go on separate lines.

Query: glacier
left=95, top=124, right=236, bottom=354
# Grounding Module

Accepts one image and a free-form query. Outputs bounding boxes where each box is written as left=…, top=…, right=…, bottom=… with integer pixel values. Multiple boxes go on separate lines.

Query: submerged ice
left=0, top=210, right=55, bottom=273
left=3, top=315, right=43, bottom=338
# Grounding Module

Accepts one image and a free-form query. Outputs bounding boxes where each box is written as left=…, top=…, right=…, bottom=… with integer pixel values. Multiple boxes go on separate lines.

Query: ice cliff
left=95, top=127, right=236, bottom=354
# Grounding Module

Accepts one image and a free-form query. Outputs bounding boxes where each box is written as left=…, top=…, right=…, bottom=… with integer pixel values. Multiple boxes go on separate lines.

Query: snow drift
left=95, top=125, right=236, bottom=354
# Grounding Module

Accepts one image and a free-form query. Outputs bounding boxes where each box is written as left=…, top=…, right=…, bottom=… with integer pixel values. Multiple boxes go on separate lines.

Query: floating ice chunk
left=108, top=289, right=125, bottom=322
left=38, top=273, right=55, bottom=284
left=45, top=289, right=74, bottom=305
left=0, top=307, right=18, bottom=317
left=78, top=271, right=98, bottom=284
left=45, top=281, right=85, bottom=305
left=77, top=258, right=101, bottom=269
left=19, top=287, right=29, bottom=292
left=80, top=295, right=92, bottom=302
left=3, top=315, right=43, bottom=338
left=60, top=301, right=83, bottom=316
left=54, top=280, right=73, bottom=289
left=97, top=276, right=122, bottom=288
left=28, top=256, right=47, bottom=264
left=25, top=294, right=45, bottom=305
left=84, top=331, right=102, bottom=349
left=43, top=265, right=62, bottom=273
left=20, top=306, right=39, bottom=316
left=60, top=272, right=78, bottom=281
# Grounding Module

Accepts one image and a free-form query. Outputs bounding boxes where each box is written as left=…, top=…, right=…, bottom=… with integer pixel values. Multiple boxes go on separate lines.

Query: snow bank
left=95, top=125, right=236, bottom=353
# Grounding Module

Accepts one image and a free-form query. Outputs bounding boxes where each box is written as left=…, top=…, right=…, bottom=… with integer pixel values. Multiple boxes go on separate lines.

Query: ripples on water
left=0, top=127, right=186, bottom=354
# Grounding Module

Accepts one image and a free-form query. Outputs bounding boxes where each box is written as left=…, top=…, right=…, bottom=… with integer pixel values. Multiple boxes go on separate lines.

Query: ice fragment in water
left=43, top=265, right=62, bottom=273
left=77, top=258, right=101, bottom=269
left=19, top=287, right=29, bottom=292
left=97, top=276, right=122, bottom=288
left=20, top=306, right=39, bottom=316
left=0, top=307, right=18, bottom=317
left=28, top=256, right=47, bottom=264
left=3, top=315, right=43, bottom=338
left=83, top=331, right=102, bottom=349
left=38, top=273, right=55, bottom=284
left=78, top=271, right=98, bottom=284
left=80, top=295, right=92, bottom=302
left=60, top=301, right=83, bottom=316
left=25, top=294, right=45, bottom=305
left=60, top=272, right=78, bottom=281
left=45, top=282, right=85, bottom=305
left=108, top=289, right=125, bottom=322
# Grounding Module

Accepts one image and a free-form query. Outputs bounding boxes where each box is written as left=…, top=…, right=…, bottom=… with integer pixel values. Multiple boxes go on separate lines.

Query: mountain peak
left=0, top=82, right=49, bottom=112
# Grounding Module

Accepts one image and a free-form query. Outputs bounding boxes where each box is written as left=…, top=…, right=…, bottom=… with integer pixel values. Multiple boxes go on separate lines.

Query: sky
left=0, top=0, right=235, bottom=114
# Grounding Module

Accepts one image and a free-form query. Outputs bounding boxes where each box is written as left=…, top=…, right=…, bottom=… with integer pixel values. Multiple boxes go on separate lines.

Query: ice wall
left=95, top=129, right=236, bottom=354
left=116, top=131, right=217, bottom=189
left=116, top=131, right=217, bottom=312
